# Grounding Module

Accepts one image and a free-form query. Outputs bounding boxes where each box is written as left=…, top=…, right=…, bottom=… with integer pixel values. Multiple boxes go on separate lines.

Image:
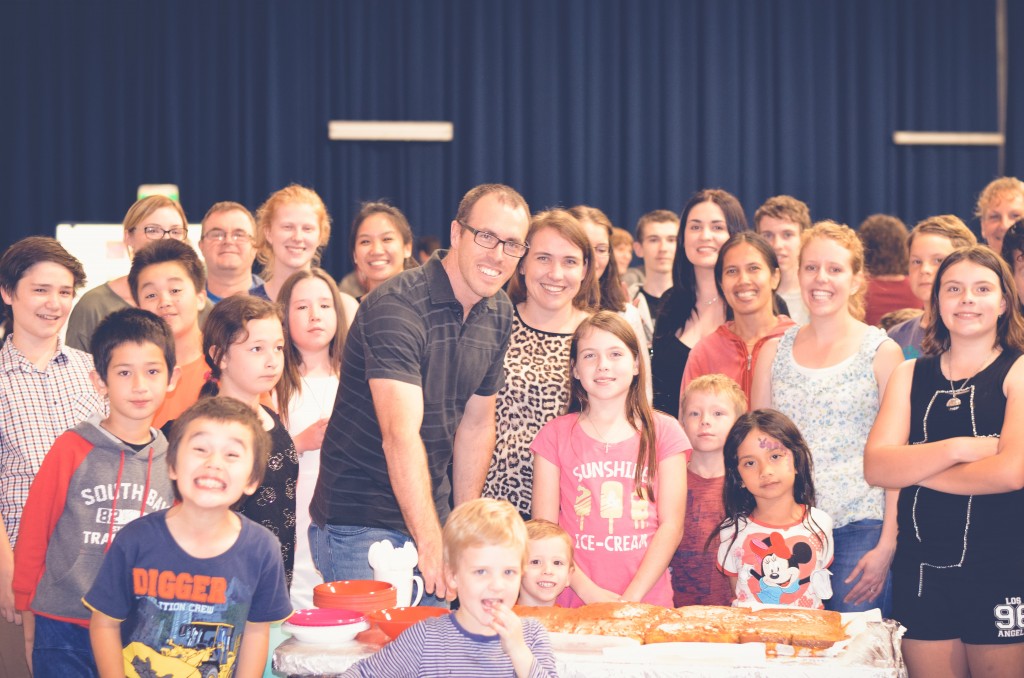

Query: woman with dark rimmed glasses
left=66, top=195, right=189, bottom=353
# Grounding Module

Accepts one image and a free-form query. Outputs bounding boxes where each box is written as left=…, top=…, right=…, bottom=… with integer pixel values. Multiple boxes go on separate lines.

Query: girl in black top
left=866, top=246, right=1024, bottom=676
left=199, top=294, right=300, bottom=586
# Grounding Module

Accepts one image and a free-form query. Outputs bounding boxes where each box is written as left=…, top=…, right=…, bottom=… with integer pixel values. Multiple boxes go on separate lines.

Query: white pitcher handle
left=411, top=575, right=424, bottom=607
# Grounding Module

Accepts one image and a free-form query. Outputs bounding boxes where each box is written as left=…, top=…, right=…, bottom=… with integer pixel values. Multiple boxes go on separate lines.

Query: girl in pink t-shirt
left=532, top=311, right=690, bottom=607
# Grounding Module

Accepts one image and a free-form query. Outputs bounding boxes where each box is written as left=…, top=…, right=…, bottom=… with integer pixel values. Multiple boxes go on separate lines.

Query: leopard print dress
left=483, top=308, right=574, bottom=518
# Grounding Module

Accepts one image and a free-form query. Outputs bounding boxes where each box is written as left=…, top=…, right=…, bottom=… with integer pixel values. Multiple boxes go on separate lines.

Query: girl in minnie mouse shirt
left=716, top=409, right=833, bottom=609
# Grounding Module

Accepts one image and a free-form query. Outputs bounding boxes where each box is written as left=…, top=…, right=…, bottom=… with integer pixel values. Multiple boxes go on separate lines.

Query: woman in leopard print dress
left=483, top=209, right=598, bottom=518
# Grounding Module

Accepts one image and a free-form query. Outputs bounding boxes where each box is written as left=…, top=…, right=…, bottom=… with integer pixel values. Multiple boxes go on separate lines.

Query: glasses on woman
left=458, top=221, right=529, bottom=258
left=131, top=225, right=187, bottom=240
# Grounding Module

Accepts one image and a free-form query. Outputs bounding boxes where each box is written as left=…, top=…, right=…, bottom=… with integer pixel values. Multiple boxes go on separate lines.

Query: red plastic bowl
left=315, top=602, right=395, bottom=614
left=315, top=580, right=395, bottom=597
left=369, top=607, right=449, bottom=640
left=313, top=580, right=398, bottom=613
left=288, top=608, right=366, bottom=627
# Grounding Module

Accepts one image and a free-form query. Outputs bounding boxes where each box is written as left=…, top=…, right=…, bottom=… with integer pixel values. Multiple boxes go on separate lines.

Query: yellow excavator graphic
left=123, top=621, right=237, bottom=678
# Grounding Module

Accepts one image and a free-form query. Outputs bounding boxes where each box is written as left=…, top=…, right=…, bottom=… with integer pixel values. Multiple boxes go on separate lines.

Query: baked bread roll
left=742, top=608, right=846, bottom=649
left=644, top=605, right=747, bottom=644
left=514, top=601, right=847, bottom=650
left=513, top=605, right=577, bottom=634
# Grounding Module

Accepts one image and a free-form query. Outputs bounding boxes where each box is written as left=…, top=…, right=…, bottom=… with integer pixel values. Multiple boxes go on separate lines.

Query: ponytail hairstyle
left=713, top=231, right=784, bottom=319
left=349, top=201, right=417, bottom=271
left=254, top=184, right=332, bottom=280
left=122, top=195, right=189, bottom=257
left=800, top=220, right=867, bottom=321
left=567, top=311, right=657, bottom=500
left=200, top=294, right=293, bottom=399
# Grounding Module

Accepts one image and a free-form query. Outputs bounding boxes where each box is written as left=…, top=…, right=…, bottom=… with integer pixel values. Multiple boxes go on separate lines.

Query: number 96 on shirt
left=995, top=598, right=1024, bottom=638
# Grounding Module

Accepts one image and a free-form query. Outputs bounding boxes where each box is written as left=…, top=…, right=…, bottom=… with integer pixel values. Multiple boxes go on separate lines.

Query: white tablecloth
left=273, top=619, right=906, bottom=677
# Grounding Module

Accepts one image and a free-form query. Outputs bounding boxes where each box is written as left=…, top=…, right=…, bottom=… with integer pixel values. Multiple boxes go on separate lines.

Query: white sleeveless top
left=770, top=325, right=886, bottom=528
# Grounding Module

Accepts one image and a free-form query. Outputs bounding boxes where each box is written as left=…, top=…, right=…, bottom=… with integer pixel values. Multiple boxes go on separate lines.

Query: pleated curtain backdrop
left=1, top=0, right=1021, bottom=276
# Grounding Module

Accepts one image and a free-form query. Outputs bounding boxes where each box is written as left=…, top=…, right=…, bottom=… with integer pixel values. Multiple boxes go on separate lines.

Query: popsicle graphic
left=631, top=491, right=649, bottom=529
left=574, top=485, right=592, bottom=530
left=600, top=481, right=623, bottom=534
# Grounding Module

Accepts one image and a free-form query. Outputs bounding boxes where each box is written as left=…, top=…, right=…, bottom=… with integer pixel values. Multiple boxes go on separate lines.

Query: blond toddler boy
left=344, top=499, right=557, bottom=677
left=518, top=519, right=574, bottom=607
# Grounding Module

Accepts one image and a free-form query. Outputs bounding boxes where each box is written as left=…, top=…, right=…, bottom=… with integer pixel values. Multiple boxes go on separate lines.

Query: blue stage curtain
left=1, top=0, right=1017, bottom=273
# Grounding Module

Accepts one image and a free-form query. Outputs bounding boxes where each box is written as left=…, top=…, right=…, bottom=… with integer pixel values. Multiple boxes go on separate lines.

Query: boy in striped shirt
left=344, top=499, right=557, bottom=677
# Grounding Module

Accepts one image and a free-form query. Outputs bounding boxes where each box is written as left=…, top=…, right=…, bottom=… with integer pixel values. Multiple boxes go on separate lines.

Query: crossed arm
left=864, top=356, right=1024, bottom=495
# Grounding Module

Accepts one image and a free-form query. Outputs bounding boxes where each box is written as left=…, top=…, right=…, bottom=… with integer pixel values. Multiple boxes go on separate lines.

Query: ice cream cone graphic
left=631, top=490, right=649, bottom=529
left=600, top=481, right=623, bottom=534
left=574, top=485, right=592, bottom=530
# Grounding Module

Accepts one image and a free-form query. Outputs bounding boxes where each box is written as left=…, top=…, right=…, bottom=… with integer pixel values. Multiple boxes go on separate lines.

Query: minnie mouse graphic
left=748, top=532, right=813, bottom=605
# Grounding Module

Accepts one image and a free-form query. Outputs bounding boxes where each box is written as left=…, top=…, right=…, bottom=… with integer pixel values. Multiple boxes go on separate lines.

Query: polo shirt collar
left=424, top=249, right=499, bottom=313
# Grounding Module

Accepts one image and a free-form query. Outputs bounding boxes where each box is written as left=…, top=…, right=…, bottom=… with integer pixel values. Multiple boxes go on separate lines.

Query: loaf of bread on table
left=570, top=602, right=673, bottom=641
left=513, top=605, right=578, bottom=633
left=514, top=603, right=666, bottom=641
left=514, top=602, right=847, bottom=649
left=740, top=608, right=846, bottom=649
left=643, top=605, right=747, bottom=644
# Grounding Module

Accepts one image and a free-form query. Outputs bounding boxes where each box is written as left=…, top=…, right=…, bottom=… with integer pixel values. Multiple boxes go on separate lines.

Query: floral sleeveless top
left=770, top=325, right=887, bottom=528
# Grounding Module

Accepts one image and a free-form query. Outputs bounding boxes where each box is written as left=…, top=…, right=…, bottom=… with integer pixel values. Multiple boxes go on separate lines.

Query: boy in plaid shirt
left=0, top=237, right=105, bottom=674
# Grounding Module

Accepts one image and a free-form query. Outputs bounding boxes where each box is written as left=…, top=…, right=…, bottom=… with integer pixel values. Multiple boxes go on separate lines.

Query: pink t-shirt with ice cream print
left=531, top=411, right=691, bottom=607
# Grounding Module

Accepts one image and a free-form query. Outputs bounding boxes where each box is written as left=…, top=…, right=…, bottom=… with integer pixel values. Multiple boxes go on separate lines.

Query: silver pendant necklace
left=945, top=377, right=970, bottom=411
left=944, top=350, right=995, bottom=411
left=584, top=414, right=613, bottom=453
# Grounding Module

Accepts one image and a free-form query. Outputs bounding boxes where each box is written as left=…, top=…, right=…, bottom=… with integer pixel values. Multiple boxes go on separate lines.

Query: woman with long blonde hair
left=751, top=221, right=903, bottom=616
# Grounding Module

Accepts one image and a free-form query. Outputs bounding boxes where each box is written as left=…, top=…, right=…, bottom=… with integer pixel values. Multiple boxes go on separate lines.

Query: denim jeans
left=32, top=615, right=98, bottom=678
left=825, top=519, right=893, bottom=617
left=309, top=523, right=449, bottom=609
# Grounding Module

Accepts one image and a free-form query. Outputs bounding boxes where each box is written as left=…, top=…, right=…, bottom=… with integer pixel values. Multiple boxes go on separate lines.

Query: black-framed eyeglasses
left=202, top=229, right=253, bottom=244
left=458, top=221, right=529, bottom=258
left=130, top=225, right=187, bottom=240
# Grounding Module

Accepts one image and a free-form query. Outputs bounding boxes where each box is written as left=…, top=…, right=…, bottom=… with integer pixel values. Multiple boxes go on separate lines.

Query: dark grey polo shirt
left=311, top=250, right=513, bottom=533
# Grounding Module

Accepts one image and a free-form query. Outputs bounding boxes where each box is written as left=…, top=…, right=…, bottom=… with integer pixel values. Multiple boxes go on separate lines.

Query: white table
left=273, top=619, right=906, bottom=677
